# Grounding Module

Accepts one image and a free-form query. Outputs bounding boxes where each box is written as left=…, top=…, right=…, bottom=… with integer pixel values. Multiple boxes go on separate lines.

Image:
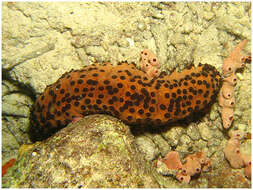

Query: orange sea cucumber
left=30, top=62, right=221, bottom=141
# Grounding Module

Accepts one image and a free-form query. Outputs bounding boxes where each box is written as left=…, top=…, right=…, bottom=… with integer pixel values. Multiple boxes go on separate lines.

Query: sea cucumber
left=30, top=61, right=221, bottom=141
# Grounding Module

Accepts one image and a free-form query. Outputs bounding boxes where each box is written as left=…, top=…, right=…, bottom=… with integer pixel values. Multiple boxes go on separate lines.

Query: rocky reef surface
left=2, top=2, right=251, bottom=188
left=2, top=115, right=159, bottom=188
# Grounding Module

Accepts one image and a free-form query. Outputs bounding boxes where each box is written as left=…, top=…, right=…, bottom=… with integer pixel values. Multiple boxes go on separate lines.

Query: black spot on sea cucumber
left=141, top=88, right=149, bottom=96
left=62, top=106, right=66, bottom=112
left=112, top=75, right=117, bottom=79
left=66, top=98, right=71, bottom=103
left=188, top=107, right=193, bottom=112
left=204, top=91, right=209, bottom=98
left=119, top=107, right=124, bottom=112
left=129, top=108, right=135, bottom=113
left=74, top=88, right=79, bottom=93
left=65, top=104, right=71, bottom=110
left=130, top=85, right=136, bottom=90
left=106, top=85, right=112, bottom=91
left=198, top=89, right=203, bottom=94
left=49, top=90, right=54, bottom=96
left=196, top=100, right=201, bottom=104
left=197, top=80, right=202, bottom=85
left=125, top=100, right=133, bottom=106
left=96, top=99, right=102, bottom=104
left=130, top=78, right=135, bottom=82
left=85, top=99, right=91, bottom=104
left=137, top=80, right=142, bottom=85
left=104, top=80, right=110, bottom=85
left=113, top=88, right=119, bottom=93
left=74, top=101, right=80, bottom=106
left=87, top=79, right=98, bottom=85
left=146, top=112, right=151, bottom=117
left=120, top=76, right=126, bottom=80
left=56, top=101, right=61, bottom=106
left=164, top=113, right=170, bottom=118
left=56, top=111, right=61, bottom=116
left=117, top=83, right=123, bottom=88
left=143, top=103, right=149, bottom=109
left=149, top=107, right=155, bottom=112
left=108, top=99, right=114, bottom=104
left=165, top=93, right=170, bottom=98
left=125, top=91, right=131, bottom=97
left=138, top=109, right=144, bottom=115
left=98, top=86, right=104, bottom=91
left=151, top=99, right=156, bottom=104
left=188, top=95, right=193, bottom=100
left=70, top=81, right=75, bottom=86
left=186, top=101, right=191, bottom=106
left=160, top=104, right=166, bottom=110
left=78, top=79, right=84, bottom=84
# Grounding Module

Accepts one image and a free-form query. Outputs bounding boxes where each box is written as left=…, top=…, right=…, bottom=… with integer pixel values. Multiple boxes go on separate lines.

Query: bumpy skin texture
left=30, top=62, right=221, bottom=141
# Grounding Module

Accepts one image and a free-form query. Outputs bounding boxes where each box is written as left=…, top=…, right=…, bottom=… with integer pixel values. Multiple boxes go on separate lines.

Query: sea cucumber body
left=30, top=62, right=221, bottom=140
